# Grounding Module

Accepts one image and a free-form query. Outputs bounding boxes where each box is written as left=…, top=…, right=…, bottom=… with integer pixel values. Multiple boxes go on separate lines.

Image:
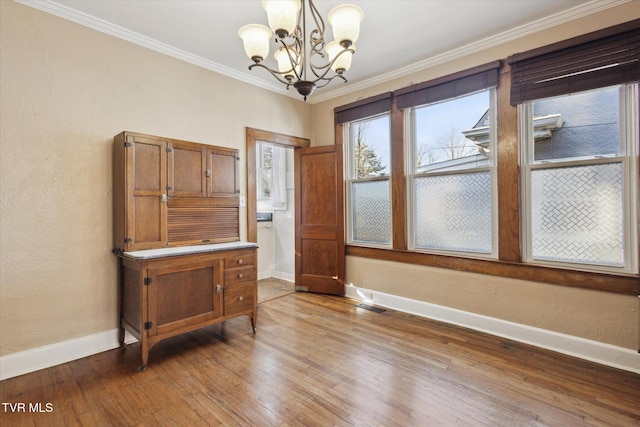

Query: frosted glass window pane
left=530, top=163, right=624, bottom=266
left=351, top=180, right=390, bottom=244
left=414, top=172, right=492, bottom=253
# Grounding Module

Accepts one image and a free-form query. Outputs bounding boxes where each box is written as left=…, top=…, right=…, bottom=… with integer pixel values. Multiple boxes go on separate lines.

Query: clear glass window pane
left=414, top=91, right=491, bottom=172
left=257, top=143, right=273, bottom=201
left=413, top=172, right=492, bottom=253
left=532, top=86, right=621, bottom=161
left=351, top=180, right=391, bottom=244
left=350, top=115, right=390, bottom=178
left=530, top=163, right=624, bottom=267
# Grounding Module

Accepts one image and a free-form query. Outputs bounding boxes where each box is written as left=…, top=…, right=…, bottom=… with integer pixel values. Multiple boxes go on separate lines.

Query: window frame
left=334, top=33, right=639, bottom=295
left=406, top=88, right=499, bottom=259
left=520, top=84, right=639, bottom=275
left=345, top=112, right=393, bottom=248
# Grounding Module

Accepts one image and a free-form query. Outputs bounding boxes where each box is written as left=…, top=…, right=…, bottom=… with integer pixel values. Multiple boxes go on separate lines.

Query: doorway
left=245, top=128, right=310, bottom=302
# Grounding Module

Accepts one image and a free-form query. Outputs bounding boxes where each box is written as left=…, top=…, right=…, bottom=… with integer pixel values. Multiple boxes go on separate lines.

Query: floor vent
left=356, top=303, right=386, bottom=313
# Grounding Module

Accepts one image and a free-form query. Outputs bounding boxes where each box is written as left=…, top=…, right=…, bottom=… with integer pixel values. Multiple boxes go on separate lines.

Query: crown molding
left=311, top=0, right=631, bottom=103
left=15, top=0, right=631, bottom=105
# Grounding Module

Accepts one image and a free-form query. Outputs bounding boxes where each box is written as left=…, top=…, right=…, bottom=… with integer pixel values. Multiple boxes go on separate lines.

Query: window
left=521, top=85, right=638, bottom=273
left=336, top=93, right=393, bottom=248
left=257, top=142, right=288, bottom=210
left=400, top=62, right=499, bottom=257
left=511, top=19, right=639, bottom=275
left=257, top=142, right=273, bottom=201
left=334, top=23, right=639, bottom=292
left=345, top=114, right=392, bottom=246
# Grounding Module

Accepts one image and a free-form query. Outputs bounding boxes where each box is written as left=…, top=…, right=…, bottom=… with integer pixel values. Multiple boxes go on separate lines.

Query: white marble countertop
left=122, top=241, right=258, bottom=260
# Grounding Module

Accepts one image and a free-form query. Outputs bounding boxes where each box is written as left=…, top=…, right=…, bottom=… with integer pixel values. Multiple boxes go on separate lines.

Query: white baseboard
left=0, top=329, right=137, bottom=381
left=272, top=270, right=294, bottom=283
left=258, top=270, right=294, bottom=282
left=346, top=284, right=640, bottom=374
left=258, top=269, right=273, bottom=280
left=3, top=286, right=637, bottom=380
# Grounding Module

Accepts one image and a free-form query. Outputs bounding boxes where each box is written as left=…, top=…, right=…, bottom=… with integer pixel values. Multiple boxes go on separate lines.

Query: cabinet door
left=168, top=141, right=207, bottom=198
left=146, top=259, right=222, bottom=337
left=207, top=148, right=239, bottom=198
left=126, top=134, right=167, bottom=250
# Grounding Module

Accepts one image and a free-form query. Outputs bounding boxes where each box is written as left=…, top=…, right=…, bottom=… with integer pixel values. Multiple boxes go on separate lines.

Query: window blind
left=509, top=19, right=639, bottom=105
left=335, top=92, right=392, bottom=124
left=393, top=61, right=500, bottom=110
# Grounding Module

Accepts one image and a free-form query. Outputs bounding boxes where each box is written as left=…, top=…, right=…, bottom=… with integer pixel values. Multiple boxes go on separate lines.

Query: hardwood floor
left=1, top=293, right=639, bottom=426
left=258, top=277, right=295, bottom=303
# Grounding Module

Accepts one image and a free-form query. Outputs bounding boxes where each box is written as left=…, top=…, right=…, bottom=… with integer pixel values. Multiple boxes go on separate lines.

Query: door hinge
left=144, top=277, right=152, bottom=285
left=124, top=142, right=132, bottom=148
left=144, top=321, right=153, bottom=330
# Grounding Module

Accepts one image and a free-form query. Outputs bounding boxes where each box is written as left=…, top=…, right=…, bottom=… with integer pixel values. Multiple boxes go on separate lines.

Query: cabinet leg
left=118, top=324, right=126, bottom=348
left=139, top=341, right=150, bottom=372
left=251, top=313, right=257, bottom=333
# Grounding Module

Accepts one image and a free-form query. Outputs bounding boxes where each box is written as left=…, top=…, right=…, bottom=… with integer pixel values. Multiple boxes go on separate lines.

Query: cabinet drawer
left=224, top=250, right=255, bottom=268
left=224, top=282, right=255, bottom=315
left=224, top=266, right=256, bottom=284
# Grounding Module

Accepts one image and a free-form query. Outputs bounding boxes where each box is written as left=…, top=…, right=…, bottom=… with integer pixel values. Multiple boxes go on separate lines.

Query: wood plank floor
left=1, top=293, right=639, bottom=426
left=258, top=278, right=295, bottom=303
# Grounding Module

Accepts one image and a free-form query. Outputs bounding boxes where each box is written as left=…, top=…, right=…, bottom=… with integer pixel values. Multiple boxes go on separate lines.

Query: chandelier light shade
left=238, top=0, right=363, bottom=100
left=326, top=41, right=354, bottom=73
left=238, top=24, right=273, bottom=62
left=263, top=0, right=301, bottom=38
left=328, top=4, right=363, bottom=47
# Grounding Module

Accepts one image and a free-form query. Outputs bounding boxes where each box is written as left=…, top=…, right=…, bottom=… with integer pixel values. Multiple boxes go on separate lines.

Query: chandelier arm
left=307, top=0, right=325, bottom=45
left=248, top=63, right=295, bottom=87
left=314, top=73, right=348, bottom=89
left=308, top=47, right=355, bottom=80
left=240, top=0, right=361, bottom=99
left=276, top=36, right=303, bottom=80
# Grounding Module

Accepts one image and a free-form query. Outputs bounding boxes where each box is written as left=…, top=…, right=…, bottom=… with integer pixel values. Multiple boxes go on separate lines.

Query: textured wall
left=0, top=1, right=312, bottom=355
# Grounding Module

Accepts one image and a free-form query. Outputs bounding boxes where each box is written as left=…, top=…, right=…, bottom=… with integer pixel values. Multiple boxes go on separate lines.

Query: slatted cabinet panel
left=114, top=131, right=254, bottom=371
left=113, top=131, right=240, bottom=252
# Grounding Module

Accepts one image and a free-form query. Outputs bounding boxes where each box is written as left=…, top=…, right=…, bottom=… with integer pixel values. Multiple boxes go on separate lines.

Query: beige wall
left=0, top=1, right=312, bottom=355
left=1, top=0, right=638, bottom=360
left=314, top=2, right=640, bottom=350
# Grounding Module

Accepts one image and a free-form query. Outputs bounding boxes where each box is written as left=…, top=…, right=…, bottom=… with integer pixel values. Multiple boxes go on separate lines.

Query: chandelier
left=238, top=0, right=364, bottom=101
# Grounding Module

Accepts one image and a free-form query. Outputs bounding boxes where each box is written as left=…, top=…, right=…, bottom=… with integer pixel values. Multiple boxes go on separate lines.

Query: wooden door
left=295, top=145, right=345, bottom=295
left=168, top=141, right=206, bottom=198
left=127, top=134, right=167, bottom=250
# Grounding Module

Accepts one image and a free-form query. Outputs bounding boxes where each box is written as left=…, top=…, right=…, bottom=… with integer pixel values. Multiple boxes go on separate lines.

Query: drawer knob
left=238, top=273, right=244, bottom=279
left=238, top=296, right=244, bottom=301
left=238, top=259, right=243, bottom=264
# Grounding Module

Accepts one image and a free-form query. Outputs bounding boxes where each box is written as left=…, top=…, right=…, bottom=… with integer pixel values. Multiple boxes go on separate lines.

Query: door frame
left=245, top=128, right=310, bottom=243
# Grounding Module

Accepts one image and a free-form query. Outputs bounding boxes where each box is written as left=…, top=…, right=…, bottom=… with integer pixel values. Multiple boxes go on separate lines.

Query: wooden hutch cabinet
left=113, top=131, right=256, bottom=371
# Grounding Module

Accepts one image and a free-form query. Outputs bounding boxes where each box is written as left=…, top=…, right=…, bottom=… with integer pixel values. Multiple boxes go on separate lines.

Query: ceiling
left=18, top=0, right=623, bottom=103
